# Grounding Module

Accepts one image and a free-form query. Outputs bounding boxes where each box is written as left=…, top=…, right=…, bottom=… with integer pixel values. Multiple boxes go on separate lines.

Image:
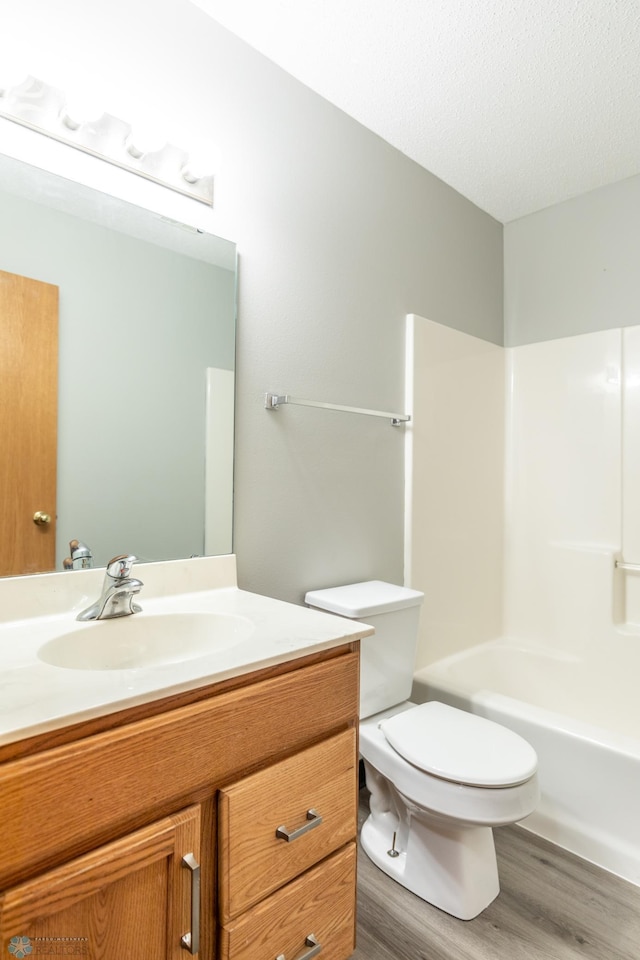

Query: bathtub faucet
left=76, top=554, right=143, bottom=621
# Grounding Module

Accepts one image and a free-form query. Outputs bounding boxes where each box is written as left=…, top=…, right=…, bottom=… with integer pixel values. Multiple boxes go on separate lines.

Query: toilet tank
left=305, top=581, right=424, bottom=719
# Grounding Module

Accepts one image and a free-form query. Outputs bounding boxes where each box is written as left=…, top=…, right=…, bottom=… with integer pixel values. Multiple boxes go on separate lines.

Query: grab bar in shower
left=615, top=560, right=640, bottom=572
left=264, top=392, right=411, bottom=426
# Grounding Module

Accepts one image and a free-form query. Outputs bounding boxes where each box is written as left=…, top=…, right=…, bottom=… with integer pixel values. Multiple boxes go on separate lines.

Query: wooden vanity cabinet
left=0, top=645, right=360, bottom=960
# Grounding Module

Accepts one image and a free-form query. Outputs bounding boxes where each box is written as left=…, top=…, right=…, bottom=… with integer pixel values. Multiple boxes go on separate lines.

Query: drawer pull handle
left=275, top=808, right=323, bottom=842
left=276, top=933, right=322, bottom=960
left=180, top=852, right=200, bottom=954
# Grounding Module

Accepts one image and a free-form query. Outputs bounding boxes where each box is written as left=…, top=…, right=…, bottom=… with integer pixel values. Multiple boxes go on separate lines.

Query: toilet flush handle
left=275, top=808, right=322, bottom=842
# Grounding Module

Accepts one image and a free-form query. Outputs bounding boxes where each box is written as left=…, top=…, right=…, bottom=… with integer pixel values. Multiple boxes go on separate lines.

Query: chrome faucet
left=77, top=554, right=143, bottom=621
left=63, top=539, right=93, bottom=570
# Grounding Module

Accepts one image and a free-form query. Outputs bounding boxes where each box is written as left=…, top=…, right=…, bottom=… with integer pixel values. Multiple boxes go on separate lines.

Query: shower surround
left=407, top=315, right=640, bottom=883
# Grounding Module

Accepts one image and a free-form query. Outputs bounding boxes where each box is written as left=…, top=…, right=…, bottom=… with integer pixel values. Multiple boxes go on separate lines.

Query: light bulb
left=181, top=150, right=215, bottom=183
left=126, top=120, right=168, bottom=158
left=62, top=90, right=104, bottom=127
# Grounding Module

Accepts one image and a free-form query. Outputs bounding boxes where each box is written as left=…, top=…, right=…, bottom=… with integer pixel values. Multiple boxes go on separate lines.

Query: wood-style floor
left=353, top=791, right=640, bottom=960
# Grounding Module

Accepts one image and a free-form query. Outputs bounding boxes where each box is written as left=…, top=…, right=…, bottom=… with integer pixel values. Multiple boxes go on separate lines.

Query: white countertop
left=0, top=556, right=372, bottom=746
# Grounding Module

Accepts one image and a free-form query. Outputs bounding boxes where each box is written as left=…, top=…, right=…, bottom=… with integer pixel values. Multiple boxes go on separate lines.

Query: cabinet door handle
left=180, top=852, right=200, bottom=954
left=276, top=933, right=322, bottom=960
left=275, top=808, right=323, bottom=842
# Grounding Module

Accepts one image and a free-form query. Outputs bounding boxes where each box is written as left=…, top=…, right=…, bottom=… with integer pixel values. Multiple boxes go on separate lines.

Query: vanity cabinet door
left=218, top=728, right=357, bottom=922
left=0, top=805, right=201, bottom=960
left=219, top=842, right=356, bottom=960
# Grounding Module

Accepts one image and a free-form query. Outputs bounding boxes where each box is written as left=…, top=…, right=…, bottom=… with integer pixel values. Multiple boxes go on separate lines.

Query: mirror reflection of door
left=0, top=269, right=58, bottom=576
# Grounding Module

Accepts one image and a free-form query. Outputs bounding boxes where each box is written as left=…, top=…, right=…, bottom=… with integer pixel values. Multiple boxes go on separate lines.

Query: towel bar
left=265, top=392, right=410, bottom=426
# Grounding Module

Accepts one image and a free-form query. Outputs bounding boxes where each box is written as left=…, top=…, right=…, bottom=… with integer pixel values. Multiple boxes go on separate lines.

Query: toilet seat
left=360, top=706, right=539, bottom=827
left=379, top=701, right=538, bottom=787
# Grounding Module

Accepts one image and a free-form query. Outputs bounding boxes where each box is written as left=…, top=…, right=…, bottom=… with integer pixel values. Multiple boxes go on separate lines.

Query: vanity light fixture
left=0, top=76, right=214, bottom=205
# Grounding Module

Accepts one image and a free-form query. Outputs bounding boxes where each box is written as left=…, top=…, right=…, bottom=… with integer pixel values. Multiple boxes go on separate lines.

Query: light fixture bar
left=0, top=76, right=214, bottom=205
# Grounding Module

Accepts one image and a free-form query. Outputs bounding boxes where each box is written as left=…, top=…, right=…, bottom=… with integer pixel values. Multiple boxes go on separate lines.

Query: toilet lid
left=379, top=702, right=538, bottom=787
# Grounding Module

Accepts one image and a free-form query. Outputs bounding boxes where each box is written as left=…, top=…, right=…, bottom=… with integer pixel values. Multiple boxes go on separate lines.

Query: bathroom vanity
left=0, top=557, right=371, bottom=960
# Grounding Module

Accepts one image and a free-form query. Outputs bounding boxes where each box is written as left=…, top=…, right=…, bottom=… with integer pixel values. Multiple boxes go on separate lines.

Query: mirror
left=0, top=153, right=236, bottom=576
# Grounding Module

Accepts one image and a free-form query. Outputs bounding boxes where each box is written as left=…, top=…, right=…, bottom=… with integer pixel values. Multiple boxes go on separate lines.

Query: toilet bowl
left=305, top=581, right=540, bottom=920
left=359, top=700, right=539, bottom=919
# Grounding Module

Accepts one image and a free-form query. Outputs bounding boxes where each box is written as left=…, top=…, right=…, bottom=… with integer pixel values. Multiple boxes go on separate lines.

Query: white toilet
left=305, top=580, right=539, bottom=920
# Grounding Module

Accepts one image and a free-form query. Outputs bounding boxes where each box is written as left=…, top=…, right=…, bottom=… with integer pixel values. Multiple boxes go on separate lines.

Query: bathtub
left=412, top=637, right=640, bottom=887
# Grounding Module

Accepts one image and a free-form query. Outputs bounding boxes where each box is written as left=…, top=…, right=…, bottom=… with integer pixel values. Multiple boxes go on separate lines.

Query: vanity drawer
left=218, top=728, right=357, bottom=922
left=219, top=842, right=356, bottom=960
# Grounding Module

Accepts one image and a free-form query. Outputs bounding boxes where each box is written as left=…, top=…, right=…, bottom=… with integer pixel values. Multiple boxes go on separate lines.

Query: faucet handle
left=105, top=554, right=138, bottom=580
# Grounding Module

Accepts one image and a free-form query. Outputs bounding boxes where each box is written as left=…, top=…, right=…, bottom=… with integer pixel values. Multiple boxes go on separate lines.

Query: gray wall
left=505, top=174, right=640, bottom=347
left=188, top=9, right=503, bottom=601
left=2, top=0, right=503, bottom=603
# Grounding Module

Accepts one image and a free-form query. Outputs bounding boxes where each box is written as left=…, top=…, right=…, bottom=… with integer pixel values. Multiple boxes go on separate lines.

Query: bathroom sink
left=37, top=612, right=255, bottom=671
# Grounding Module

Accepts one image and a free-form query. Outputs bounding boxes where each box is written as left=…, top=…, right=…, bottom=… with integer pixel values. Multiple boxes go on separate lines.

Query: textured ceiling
left=191, top=0, right=640, bottom=222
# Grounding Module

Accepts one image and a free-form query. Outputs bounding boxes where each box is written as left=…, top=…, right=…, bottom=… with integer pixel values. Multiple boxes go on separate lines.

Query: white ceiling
left=191, top=0, right=640, bottom=223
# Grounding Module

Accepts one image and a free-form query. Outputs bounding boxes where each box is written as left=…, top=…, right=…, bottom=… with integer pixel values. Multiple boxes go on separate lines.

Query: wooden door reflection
left=0, top=269, right=58, bottom=576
